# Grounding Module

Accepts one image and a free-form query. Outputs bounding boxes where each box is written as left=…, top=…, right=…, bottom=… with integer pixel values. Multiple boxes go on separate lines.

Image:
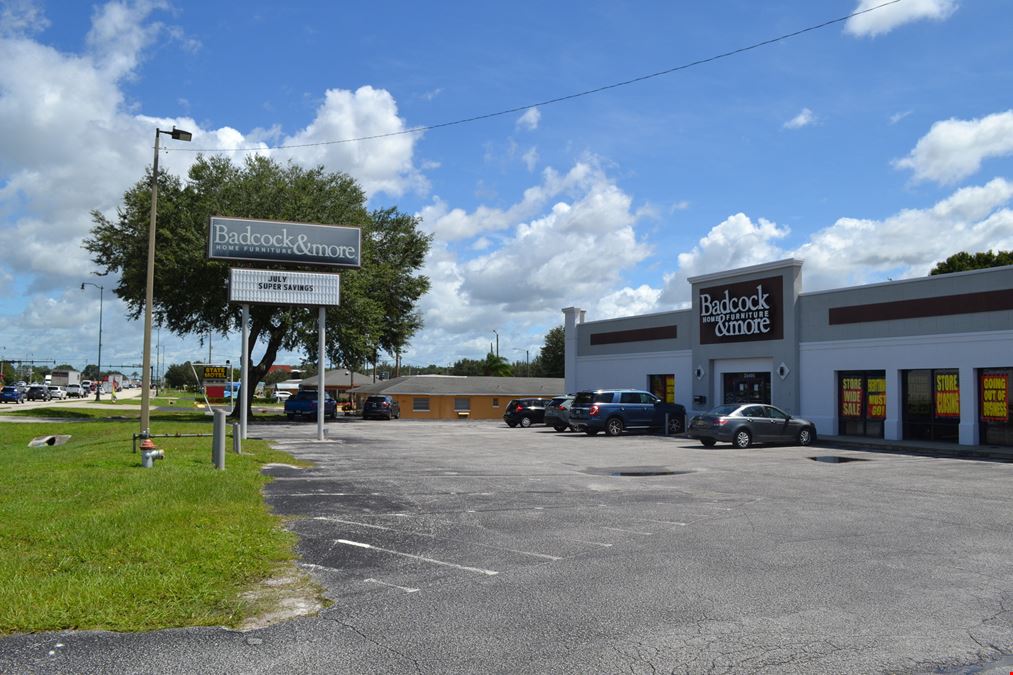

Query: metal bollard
left=212, top=409, right=226, bottom=470
left=232, top=423, right=241, bottom=454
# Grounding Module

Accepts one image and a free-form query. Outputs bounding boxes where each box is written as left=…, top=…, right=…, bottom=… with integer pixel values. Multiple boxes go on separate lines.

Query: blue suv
left=568, top=389, right=686, bottom=437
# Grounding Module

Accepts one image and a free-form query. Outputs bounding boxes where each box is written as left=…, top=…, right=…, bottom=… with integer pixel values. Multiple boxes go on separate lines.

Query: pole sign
left=208, top=216, right=361, bottom=268
left=229, top=268, right=340, bottom=306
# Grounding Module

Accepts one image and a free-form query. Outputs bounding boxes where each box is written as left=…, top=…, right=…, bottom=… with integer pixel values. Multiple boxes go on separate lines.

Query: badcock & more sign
left=208, top=216, right=360, bottom=268
left=698, top=275, right=784, bottom=344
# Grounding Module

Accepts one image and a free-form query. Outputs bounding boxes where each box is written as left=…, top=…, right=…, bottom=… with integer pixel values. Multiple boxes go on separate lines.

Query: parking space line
left=363, top=578, right=420, bottom=593
left=602, top=526, right=654, bottom=536
left=314, top=517, right=562, bottom=561
left=632, top=518, right=688, bottom=526
left=335, top=539, right=499, bottom=576
left=561, top=538, right=613, bottom=547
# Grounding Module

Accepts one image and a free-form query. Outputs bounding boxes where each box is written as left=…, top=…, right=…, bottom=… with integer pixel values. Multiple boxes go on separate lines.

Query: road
left=1, top=419, right=1012, bottom=673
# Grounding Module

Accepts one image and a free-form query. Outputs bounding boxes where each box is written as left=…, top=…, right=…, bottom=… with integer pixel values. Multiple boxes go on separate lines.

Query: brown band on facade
left=590, top=325, right=678, bottom=345
left=829, top=288, right=1013, bottom=325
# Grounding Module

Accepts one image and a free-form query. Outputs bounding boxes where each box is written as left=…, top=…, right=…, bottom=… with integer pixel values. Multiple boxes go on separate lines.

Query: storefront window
left=648, top=374, right=675, bottom=403
left=722, top=372, right=771, bottom=405
left=902, top=369, right=959, bottom=442
left=979, top=369, right=1012, bottom=447
left=837, top=371, right=885, bottom=438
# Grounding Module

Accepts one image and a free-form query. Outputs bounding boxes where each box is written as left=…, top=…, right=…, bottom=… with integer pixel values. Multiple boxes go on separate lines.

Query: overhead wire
left=172, top=0, right=903, bottom=154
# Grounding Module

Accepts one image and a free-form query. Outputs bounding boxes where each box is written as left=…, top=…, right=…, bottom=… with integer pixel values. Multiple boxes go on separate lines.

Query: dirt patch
left=234, top=562, right=330, bottom=631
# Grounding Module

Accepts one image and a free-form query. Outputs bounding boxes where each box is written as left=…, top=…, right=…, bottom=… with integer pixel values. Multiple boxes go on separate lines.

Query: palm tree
left=482, top=352, right=513, bottom=377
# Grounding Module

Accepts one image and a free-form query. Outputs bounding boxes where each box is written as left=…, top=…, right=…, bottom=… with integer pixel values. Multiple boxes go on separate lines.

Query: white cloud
left=418, top=161, right=595, bottom=240
left=0, top=0, right=49, bottom=37
left=280, top=86, right=427, bottom=198
left=670, top=200, right=690, bottom=212
left=889, top=110, right=912, bottom=125
left=516, top=106, right=540, bottom=131
left=407, top=161, right=652, bottom=363
left=595, top=285, right=662, bottom=319
left=658, top=178, right=1013, bottom=308
left=783, top=108, right=816, bottom=130
left=845, top=0, right=957, bottom=38
left=894, top=110, right=1013, bottom=185
left=522, top=146, right=539, bottom=172
left=659, top=213, right=790, bottom=305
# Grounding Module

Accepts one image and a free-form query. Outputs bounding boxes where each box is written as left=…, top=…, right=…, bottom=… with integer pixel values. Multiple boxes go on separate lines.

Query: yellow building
left=350, top=375, right=565, bottom=420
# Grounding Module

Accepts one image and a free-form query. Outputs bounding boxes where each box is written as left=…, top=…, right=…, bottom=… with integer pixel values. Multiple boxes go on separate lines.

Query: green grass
left=0, top=418, right=309, bottom=634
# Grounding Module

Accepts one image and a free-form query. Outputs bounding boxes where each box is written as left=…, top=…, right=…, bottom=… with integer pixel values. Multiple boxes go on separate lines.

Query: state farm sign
left=698, top=275, right=784, bottom=344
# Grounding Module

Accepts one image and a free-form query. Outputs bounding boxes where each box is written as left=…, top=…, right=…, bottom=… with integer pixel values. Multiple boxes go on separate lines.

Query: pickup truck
left=284, top=390, right=338, bottom=420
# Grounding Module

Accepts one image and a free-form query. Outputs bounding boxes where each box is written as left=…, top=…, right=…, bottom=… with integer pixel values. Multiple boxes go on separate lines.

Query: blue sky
left=1, top=0, right=1012, bottom=374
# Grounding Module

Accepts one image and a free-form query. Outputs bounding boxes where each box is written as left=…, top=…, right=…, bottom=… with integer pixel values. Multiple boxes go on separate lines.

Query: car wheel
left=667, top=416, right=683, bottom=434
left=554, top=425, right=567, bottom=432
left=733, top=429, right=752, bottom=449
left=520, top=416, right=532, bottom=428
left=798, top=427, right=814, bottom=446
left=605, top=417, right=624, bottom=437
left=700, top=438, right=717, bottom=447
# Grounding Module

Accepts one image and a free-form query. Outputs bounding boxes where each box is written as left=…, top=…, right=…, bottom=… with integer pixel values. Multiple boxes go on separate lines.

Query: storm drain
left=582, top=466, right=694, bottom=477
left=809, top=456, right=868, bottom=464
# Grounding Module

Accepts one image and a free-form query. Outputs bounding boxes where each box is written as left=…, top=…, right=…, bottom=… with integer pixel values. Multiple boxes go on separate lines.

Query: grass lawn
left=0, top=415, right=311, bottom=635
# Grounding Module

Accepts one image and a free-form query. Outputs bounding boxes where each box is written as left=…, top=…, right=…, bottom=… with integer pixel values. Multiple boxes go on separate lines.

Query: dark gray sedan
left=688, top=403, right=816, bottom=449
left=544, top=395, right=574, bottom=432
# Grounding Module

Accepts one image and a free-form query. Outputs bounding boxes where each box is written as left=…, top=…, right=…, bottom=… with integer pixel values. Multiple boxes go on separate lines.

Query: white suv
left=48, top=385, right=68, bottom=400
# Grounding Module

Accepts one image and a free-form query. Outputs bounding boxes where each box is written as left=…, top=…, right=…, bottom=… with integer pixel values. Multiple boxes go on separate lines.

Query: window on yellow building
left=413, top=397, right=430, bottom=412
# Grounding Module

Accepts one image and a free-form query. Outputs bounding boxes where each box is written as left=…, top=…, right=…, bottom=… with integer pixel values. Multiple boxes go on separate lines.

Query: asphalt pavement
left=2, top=419, right=1012, bottom=673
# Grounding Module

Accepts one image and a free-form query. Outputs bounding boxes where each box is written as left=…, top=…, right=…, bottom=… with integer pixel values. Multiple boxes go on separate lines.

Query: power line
left=173, top=0, right=903, bottom=154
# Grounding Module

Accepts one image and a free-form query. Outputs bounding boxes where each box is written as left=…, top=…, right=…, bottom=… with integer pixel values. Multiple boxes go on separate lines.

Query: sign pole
left=317, top=306, right=326, bottom=441
left=240, top=303, right=249, bottom=440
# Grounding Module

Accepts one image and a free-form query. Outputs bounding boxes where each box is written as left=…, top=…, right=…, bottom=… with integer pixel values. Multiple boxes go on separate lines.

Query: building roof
left=296, top=369, right=373, bottom=388
left=350, top=375, right=566, bottom=397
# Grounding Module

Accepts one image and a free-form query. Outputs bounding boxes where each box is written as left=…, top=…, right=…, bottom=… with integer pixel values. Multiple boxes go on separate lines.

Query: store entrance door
left=722, top=372, right=771, bottom=405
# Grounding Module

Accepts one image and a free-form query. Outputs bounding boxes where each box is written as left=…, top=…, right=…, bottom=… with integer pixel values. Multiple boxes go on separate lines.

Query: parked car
left=568, top=389, right=686, bottom=436
left=688, top=403, right=816, bottom=449
left=26, top=385, right=52, bottom=401
left=1, top=385, right=25, bottom=404
left=362, top=395, right=400, bottom=420
left=283, top=389, right=338, bottom=420
left=544, top=395, right=575, bottom=432
left=502, top=398, right=552, bottom=428
left=48, top=385, right=67, bottom=400
left=65, top=384, right=84, bottom=398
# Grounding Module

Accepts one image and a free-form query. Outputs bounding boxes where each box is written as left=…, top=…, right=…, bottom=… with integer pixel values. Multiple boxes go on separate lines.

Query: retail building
left=563, top=259, right=1013, bottom=447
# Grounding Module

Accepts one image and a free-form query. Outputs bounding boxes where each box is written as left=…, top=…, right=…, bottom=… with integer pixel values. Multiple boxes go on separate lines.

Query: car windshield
left=708, top=404, right=742, bottom=416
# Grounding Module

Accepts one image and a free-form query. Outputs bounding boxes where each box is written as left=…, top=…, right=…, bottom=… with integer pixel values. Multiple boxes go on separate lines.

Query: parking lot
left=3, top=419, right=1012, bottom=673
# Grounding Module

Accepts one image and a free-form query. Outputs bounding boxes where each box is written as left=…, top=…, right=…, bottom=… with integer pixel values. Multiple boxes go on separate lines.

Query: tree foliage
left=85, top=155, right=431, bottom=416
left=930, top=250, right=1013, bottom=275
left=482, top=353, right=513, bottom=377
left=536, top=326, right=565, bottom=378
left=163, top=362, right=200, bottom=390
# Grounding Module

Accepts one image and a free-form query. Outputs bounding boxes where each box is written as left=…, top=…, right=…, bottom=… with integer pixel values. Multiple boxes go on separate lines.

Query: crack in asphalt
left=329, top=618, right=423, bottom=675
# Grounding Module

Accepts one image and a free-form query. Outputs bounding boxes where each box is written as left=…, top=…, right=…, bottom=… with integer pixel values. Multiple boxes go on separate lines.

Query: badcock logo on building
left=698, top=275, right=784, bottom=344
left=207, top=216, right=361, bottom=268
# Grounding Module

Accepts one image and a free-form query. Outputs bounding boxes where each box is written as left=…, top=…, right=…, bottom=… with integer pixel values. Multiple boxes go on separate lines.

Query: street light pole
left=81, top=282, right=104, bottom=401
left=492, top=329, right=499, bottom=358
left=141, top=126, right=191, bottom=437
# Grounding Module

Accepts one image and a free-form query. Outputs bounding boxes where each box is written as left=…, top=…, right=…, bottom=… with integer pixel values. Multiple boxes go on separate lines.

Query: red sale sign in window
left=980, top=373, right=1008, bottom=422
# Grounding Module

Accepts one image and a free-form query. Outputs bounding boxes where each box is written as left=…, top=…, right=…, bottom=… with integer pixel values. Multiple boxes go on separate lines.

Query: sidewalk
left=821, top=434, right=1013, bottom=462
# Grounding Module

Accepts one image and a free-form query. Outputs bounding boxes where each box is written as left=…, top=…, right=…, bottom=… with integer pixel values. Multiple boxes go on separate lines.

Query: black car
left=688, top=403, right=816, bottom=448
left=26, top=385, right=52, bottom=401
left=362, top=395, right=400, bottom=420
left=568, top=389, right=686, bottom=436
left=503, top=398, right=551, bottom=428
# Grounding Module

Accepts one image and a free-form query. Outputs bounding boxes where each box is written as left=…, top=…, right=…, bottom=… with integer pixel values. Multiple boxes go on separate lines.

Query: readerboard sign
left=208, top=216, right=361, bottom=268
left=228, top=268, right=340, bottom=306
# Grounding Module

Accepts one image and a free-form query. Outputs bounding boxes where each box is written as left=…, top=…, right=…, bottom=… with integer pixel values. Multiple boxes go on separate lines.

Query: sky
left=1, top=0, right=1012, bottom=376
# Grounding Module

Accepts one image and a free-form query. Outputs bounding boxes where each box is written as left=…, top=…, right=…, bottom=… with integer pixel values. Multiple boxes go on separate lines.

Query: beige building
left=350, top=375, right=565, bottom=420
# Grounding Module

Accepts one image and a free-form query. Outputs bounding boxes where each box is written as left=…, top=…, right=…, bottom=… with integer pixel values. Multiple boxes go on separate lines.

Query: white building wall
left=799, top=329, right=1013, bottom=445
left=573, top=350, right=693, bottom=407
